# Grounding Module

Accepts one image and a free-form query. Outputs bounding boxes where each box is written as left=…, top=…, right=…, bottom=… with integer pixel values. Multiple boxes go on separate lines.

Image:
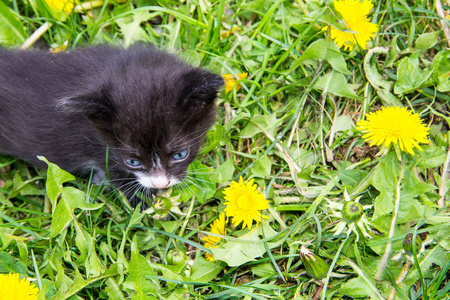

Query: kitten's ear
left=182, top=70, right=224, bottom=105
left=57, top=85, right=115, bottom=123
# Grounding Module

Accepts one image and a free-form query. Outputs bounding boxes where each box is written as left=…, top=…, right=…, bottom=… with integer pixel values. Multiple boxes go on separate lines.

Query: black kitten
left=0, top=45, right=223, bottom=209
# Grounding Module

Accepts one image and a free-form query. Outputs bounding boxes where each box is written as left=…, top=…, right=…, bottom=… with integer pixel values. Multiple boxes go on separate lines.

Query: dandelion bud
left=342, top=201, right=364, bottom=223
left=166, top=249, right=186, bottom=265
left=403, top=233, right=422, bottom=256
left=299, top=246, right=329, bottom=280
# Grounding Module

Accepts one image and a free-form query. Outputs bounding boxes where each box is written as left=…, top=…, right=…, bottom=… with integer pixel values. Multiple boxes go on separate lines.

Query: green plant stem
left=387, top=259, right=412, bottom=300
left=179, top=195, right=196, bottom=238
left=320, top=236, right=351, bottom=300
left=21, top=22, right=52, bottom=49
left=349, top=161, right=380, bottom=198
left=375, top=163, right=406, bottom=280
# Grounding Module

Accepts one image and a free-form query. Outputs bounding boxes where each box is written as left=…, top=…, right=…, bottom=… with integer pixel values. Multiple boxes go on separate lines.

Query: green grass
left=1, top=0, right=450, bottom=299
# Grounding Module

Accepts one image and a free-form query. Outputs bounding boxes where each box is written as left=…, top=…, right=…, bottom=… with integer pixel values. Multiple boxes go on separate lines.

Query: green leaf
left=38, top=156, right=75, bottom=207
left=177, top=161, right=216, bottom=203
left=180, top=49, right=201, bottom=67
left=201, top=124, right=231, bottom=155
left=0, top=1, right=26, bottom=46
left=339, top=169, right=364, bottom=189
left=116, top=11, right=154, bottom=47
left=251, top=263, right=276, bottom=278
left=339, top=259, right=384, bottom=299
left=50, top=265, right=119, bottom=300
left=0, top=251, right=15, bottom=273
left=298, top=39, right=350, bottom=74
left=417, top=145, right=447, bottom=168
left=8, top=172, right=44, bottom=199
left=364, top=47, right=402, bottom=106
left=334, top=115, right=355, bottom=134
left=189, top=256, right=225, bottom=283
left=403, top=244, right=448, bottom=294
left=50, top=187, right=103, bottom=238
left=313, top=70, right=362, bottom=99
left=251, top=154, right=272, bottom=178
left=123, top=237, right=160, bottom=295
left=415, top=30, right=440, bottom=51
left=210, top=159, right=235, bottom=185
left=73, top=220, right=105, bottom=277
left=211, top=222, right=280, bottom=267
left=430, top=50, right=450, bottom=92
left=105, top=278, right=126, bottom=300
left=149, top=263, right=183, bottom=290
left=394, top=52, right=433, bottom=95
left=240, top=113, right=282, bottom=139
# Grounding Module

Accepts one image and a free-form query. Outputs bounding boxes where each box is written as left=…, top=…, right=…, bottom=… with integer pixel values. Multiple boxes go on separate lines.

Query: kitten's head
left=60, top=46, right=223, bottom=191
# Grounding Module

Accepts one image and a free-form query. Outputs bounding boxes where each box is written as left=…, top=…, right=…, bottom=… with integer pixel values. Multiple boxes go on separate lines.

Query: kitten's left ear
left=182, top=70, right=224, bottom=105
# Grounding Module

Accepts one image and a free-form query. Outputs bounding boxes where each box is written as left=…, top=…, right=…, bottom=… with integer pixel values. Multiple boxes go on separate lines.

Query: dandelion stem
left=321, top=236, right=351, bottom=300
left=74, top=0, right=104, bottom=12
left=349, top=162, right=380, bottom=198
left=438, top=147, right=450, bottom=208
left=179, top=196, right=196, bottom=238
left=375, top=164, right=406, bottom=280
left=387, top=259, right=412, bottom=300
left=21, top=22, right=52, bottom=50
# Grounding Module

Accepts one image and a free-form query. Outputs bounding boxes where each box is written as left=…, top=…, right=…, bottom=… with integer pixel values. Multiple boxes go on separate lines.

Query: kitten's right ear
left=182, top=70, right=224, bottom=106
left=57, top=85, right=115, bottom=123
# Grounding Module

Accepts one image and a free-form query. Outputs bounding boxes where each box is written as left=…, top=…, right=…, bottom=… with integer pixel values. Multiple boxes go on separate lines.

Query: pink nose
left=152, top=178, right=170, bottom=189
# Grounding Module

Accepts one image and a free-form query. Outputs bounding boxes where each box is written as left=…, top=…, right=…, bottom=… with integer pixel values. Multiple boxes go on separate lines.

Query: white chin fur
left=135, top=172, right=179, bottom=189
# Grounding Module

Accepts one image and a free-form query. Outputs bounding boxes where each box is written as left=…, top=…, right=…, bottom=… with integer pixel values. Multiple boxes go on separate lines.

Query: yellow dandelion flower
left=224, top=177, right=269, bottom=230
left=202, top=213, right=227, bottom=261
left=0, top=273, right=39, bottom=300
left=356, top=106, right=430, bottom=155
left=325, top=0, right=378, bottom=51
left=223, top=73, right=248, bottom=93
left=45, top=0, right=75, bottom=13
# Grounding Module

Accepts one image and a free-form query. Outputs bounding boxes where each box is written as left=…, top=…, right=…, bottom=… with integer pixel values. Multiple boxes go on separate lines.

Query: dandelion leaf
left=50, top=187, right=103, bottom=238
left=0, top=1, right=26, bottom=46
left=73, top=220, right=105, bottom=277
left=212, top=222, right=280, bottom=267
left=402, top=244, right=448, bottom=295
left=339, top=277, right=383, bottom=299
left=8, top=171, right=44, bottom=200
left=339, top=259, right=384, bottom=299
left=39, top=156, right=75, bottom=207
left=190, top=256, right=225, bottom=283
left=298, top=38, right=351, bottom=74
left=394, top=52, right=433, bottom=95
left=201, top=124, right=230, bottom=155
left=240, top=113, right=281, bottom=139
left=415, top=30, right=440, bottom=51
left=364, top=47, right=402, bottom=106
left=313, top=70, right=362, bottom=100
left=417, top=145, right=447, bottom=168
left=252, top=154, right=272, bottom=178
left=210, top=159, right=235, bottom=185
left=149, top=263, right=183, bottom=290
left=105, top=278, right=126, bottom=300
left=123, top=238, right=160, bottom=296
left=431, top=50, right=450, bottom=92
left=116, top=11, right=153, bottom=47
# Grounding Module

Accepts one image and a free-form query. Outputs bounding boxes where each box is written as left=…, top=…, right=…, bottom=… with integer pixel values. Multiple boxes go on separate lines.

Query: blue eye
left=124, top=158, right=142, bottom=167
left=172, top=149, right=188, bottom=161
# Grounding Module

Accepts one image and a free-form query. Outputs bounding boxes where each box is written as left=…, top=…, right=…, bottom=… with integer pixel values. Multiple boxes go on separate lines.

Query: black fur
left=0, top=45, right=223, bottom=209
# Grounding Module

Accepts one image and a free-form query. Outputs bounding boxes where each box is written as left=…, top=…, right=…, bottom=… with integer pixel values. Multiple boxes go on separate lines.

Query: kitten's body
left=0, top=45, right=223, bottom=208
